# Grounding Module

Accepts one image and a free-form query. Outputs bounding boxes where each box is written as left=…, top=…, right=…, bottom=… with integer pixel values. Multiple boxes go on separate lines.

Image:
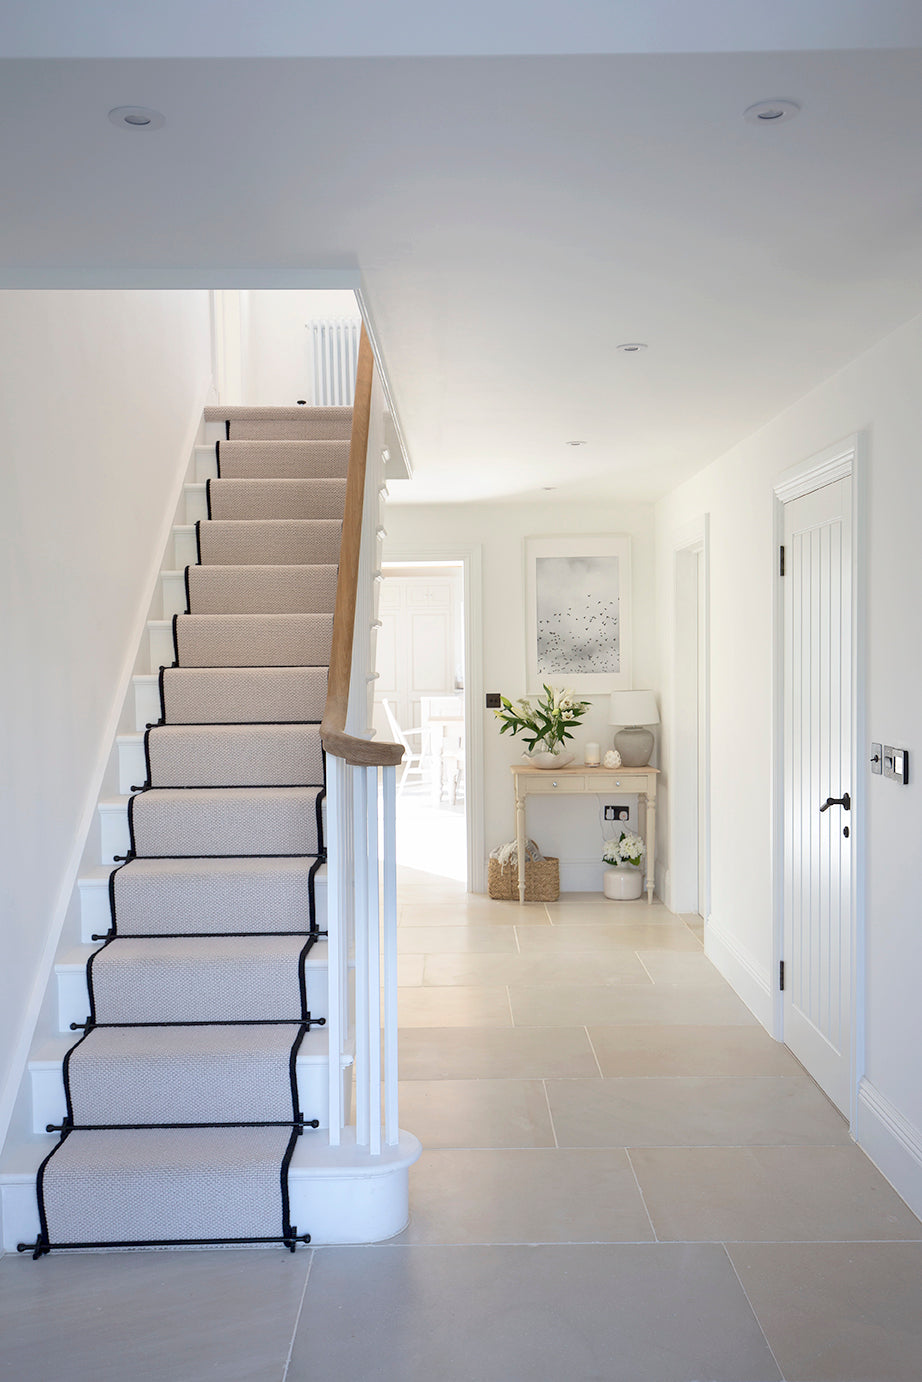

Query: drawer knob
left=552, top=780, right=558, bottom=788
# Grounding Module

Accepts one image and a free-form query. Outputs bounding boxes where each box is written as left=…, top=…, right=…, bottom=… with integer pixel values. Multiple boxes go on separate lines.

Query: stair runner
left=28, top=407, right=353, bottom=1255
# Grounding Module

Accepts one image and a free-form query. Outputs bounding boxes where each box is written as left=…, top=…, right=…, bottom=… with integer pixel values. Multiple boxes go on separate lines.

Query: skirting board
left=704, top=914, right=773, bottom=1029
left=857, top=1078, right=922, bottom=1222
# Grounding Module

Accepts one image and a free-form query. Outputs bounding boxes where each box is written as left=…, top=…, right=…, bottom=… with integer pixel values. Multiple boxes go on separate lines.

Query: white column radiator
left=310, top=320, right=360, bottom=406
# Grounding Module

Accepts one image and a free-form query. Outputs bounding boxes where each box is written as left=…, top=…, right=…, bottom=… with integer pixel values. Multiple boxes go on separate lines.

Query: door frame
left=668, top=515, right=711, bottom=920
left=771, top=434, right=867, bottom=1130
left=380, top=541, right=485, bottom=894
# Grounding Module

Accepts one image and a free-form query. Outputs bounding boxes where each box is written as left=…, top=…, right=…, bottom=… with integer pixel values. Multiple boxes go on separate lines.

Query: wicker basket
left=488, top=855, right=559, bottom=902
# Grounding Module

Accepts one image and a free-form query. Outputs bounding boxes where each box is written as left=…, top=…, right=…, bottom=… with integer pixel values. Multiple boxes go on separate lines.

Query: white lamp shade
left=608, top=690, right=660, bottom=727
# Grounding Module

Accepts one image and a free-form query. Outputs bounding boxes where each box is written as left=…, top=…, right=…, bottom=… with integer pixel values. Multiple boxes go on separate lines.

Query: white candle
left=585, top=742, right=600, bottom=766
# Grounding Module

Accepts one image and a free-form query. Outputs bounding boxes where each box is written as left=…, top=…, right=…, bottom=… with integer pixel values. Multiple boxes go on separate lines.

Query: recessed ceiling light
left=108, top=106, right=166, bottom=131
left=616, top=343, right=648, bottom=353
left=743, top=100, right=800, bottom=126
left=566, top=440, right=586, bottom=447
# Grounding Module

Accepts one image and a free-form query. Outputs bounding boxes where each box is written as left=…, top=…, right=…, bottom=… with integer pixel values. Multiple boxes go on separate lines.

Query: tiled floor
left=3, top=872, right=922, bottom=1381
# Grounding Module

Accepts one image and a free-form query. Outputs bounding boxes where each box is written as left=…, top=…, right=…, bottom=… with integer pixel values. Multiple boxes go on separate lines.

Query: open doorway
left=372, top=562, right=467, bottom=884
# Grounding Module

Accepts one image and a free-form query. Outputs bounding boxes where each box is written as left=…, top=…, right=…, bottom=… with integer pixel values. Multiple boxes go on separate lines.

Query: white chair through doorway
left=381, top=699, right=428, bottom=795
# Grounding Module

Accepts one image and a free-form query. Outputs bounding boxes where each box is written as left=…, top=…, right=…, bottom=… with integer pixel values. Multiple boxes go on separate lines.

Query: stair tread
left=205, top=406, right=352, bottom=421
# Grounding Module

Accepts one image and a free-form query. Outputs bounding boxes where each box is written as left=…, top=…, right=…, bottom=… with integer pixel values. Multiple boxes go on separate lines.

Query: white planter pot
left=603, top=865, right=643, bottom=901
left=523, top=749, right=574, bottom=770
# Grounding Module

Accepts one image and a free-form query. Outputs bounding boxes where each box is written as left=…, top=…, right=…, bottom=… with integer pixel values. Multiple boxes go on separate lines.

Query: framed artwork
left=524, top=534, right=632, bottom=693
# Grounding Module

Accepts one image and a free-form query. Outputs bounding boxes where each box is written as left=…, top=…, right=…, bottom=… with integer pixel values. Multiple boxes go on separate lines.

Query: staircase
left=1, top=335, right=420, bottom=1254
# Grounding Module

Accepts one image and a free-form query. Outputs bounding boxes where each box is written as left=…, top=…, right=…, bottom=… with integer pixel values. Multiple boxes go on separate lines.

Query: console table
left=510, top=764, right=659, bottom=904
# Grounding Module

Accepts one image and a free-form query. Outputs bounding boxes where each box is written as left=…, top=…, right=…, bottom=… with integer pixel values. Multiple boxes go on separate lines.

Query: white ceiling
left=2, top=5, right=922, bottom=503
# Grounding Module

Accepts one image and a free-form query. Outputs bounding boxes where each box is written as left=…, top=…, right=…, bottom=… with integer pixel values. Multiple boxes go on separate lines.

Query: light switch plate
left=883, top=745, right=910, bottom=784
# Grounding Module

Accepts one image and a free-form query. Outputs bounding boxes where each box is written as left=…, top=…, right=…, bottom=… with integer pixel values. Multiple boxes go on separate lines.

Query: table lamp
left=608, top=690, right=660, bottom=767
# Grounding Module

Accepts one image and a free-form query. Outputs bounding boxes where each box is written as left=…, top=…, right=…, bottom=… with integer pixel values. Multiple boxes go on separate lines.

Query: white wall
left=244, top=290, right=360, bottom=406
left=655, top=310, right=922, bottom=1212
left=0, top=290, right=213, bottom=1134
left=384, top=499, right=657, bottom=890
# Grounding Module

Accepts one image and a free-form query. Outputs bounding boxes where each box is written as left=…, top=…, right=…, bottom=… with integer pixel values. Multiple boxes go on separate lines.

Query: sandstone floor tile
left=395, top=1148, right=654, bottom=1244
left=398, top=985, right=512, bottom=1028
left=728, top=1241, right=922, bottom=1382
left=510, top=983, right=758, bottom=1028
left=630, top=1145, right=922, bottom=1242
left=588, top=1024, right=803, bottom=1077
left=546, top=1075, right=850, bottom=1148
left=398, top=1078, right=555, bottom=1149
left=398, top=1025, right=600, bottom=1080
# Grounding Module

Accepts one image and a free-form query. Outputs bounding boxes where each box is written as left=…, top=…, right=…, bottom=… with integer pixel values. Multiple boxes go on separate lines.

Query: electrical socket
left=604, top=806, right=630, bottom=822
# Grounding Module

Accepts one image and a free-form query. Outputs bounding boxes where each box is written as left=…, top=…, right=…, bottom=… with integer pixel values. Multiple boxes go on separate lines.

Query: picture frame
left=524, top=534, right=632, bottom=693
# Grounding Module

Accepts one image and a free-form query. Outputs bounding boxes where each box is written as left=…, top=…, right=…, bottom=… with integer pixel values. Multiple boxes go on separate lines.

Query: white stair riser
left=77, top=873, right=328, bottom=943
left=55, top=959, right=330, bottom=1034
left=98, top=802, right=130, bottom=865
left=161, top=571, right=186, bottom=619
left=194, top=445, right=218, bottom=482
left=133, top=675, right=161, bottom=731
left=173, top=525, right=197, bottom=568
left=185, top=484, right=208, bottom=524
left=1, top=1177, right=44, bottom=1254
left=203, top=420, right=224, bottom=445
left=29, top=1051, right=341, bottom=1135
left=148, top=620, right=173, bottom=673
left=117, top=738, right=146, bottom=795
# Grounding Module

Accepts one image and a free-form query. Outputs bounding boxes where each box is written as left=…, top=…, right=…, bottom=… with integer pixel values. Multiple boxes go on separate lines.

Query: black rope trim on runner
left=60, top=1027, right=94, bottom=1131
left=183, top=563, right=192, bottom=615
left=215, top=438, right=221, bottom=477
left=298, top=934, right=319, bottom=1021
left=205, top=476, right=213, bottom=520
left=289, top=1022, right=310, bottom=1123
left=281, top=1126, right=307, bottom=1251
left=20, top=1231, right=311, bottom=1257
left=69, top=1016, right=325, bottom=1030
left=195, top=518, right=203, bottom=566
left=48, top=1118, right=320, bottom=1133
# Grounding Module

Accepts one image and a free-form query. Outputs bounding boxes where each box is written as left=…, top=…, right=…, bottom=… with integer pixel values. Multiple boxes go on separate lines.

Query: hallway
left=2, top=875, right=921, bottom=1380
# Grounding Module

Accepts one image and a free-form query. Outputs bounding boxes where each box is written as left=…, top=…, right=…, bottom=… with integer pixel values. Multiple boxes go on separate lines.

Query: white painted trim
left=0, top=401, right=209, bottom=1152
left=857, top=1078, right=922, bottom=1222
left=354, top=283, right=412, bottom=482
left=773, top=437, right=857, bottom=503
left=209, top=290, right=248, bottom=404
left=0, top=269, right=362, bottom=290
left=668, top=514, right=710, bottom=918
left=380, top=542, right=485, bottom=894
left=771, top=432, right=866, bottom=1131
left=704, top=914, right=773, bottom=1029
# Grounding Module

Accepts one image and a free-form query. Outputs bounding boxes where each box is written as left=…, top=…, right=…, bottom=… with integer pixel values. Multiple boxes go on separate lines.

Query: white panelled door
left=783, top=477, right=852, bottom=1113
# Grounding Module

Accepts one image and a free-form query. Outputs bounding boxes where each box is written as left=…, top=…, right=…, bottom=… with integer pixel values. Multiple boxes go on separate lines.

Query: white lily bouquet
left=494, top=684, right=590, bottom=753
left=603, top=830, right=646, bottom=868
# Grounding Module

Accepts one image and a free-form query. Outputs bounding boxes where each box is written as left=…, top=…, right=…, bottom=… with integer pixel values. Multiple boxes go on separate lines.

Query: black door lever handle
left=820, top=792, right=851, bottom=813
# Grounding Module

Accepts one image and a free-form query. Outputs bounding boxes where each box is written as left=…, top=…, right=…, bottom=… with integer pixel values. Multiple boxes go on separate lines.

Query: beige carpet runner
left=29, top=407, right=352, bottom=1254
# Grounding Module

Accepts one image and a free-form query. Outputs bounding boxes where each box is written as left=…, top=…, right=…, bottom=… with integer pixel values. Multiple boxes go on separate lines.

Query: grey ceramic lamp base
left=613, top=726, right=654, bottom=768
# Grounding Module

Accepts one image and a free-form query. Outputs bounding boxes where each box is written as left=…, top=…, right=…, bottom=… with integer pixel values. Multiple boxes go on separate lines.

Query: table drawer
left=522, top=774, right=587, bottom=793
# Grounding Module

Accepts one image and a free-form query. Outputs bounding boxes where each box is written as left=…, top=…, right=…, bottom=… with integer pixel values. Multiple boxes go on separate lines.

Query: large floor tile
left=394, top=1148, right=654, bottom=1244
left=728, top=1241, right=922, bottom=1382
left=547, top=1075, right=850, bottom=1148
left=398, top=1025, right=600, bottom=1080
left=398, top=953, right=425, bottom=985
left=517, top=922, right=702, bottom=952
left=630, top=1144, right=922, bottom=1242
left=398, top=1078, right=555, bottom=1148
left=510, top=983, right=758, bottom=1027
left=546, top=899, right=674, bottom=924
left=397, top=925, right=518, bottom=953
left=288, top=1243, right=781, bottom=1382
left=635, top=949, right=734, bottom=986
left=399, top=900, right=550, bottom=926
left=398, top=985, right=512, bottom=1028
left=422, top=949, right=650, bottom=988
left=589, top=1024, right=803, bottom=1077
left=0, top=1247, right=310, bottom=1382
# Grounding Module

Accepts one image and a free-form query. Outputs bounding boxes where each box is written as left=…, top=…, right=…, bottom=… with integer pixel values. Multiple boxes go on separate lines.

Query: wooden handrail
left=321, top=325, right=404, bottom=768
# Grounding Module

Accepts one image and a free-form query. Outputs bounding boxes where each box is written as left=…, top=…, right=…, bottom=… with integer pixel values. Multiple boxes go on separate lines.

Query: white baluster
left=382, top=764, right=399, bottom=1145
